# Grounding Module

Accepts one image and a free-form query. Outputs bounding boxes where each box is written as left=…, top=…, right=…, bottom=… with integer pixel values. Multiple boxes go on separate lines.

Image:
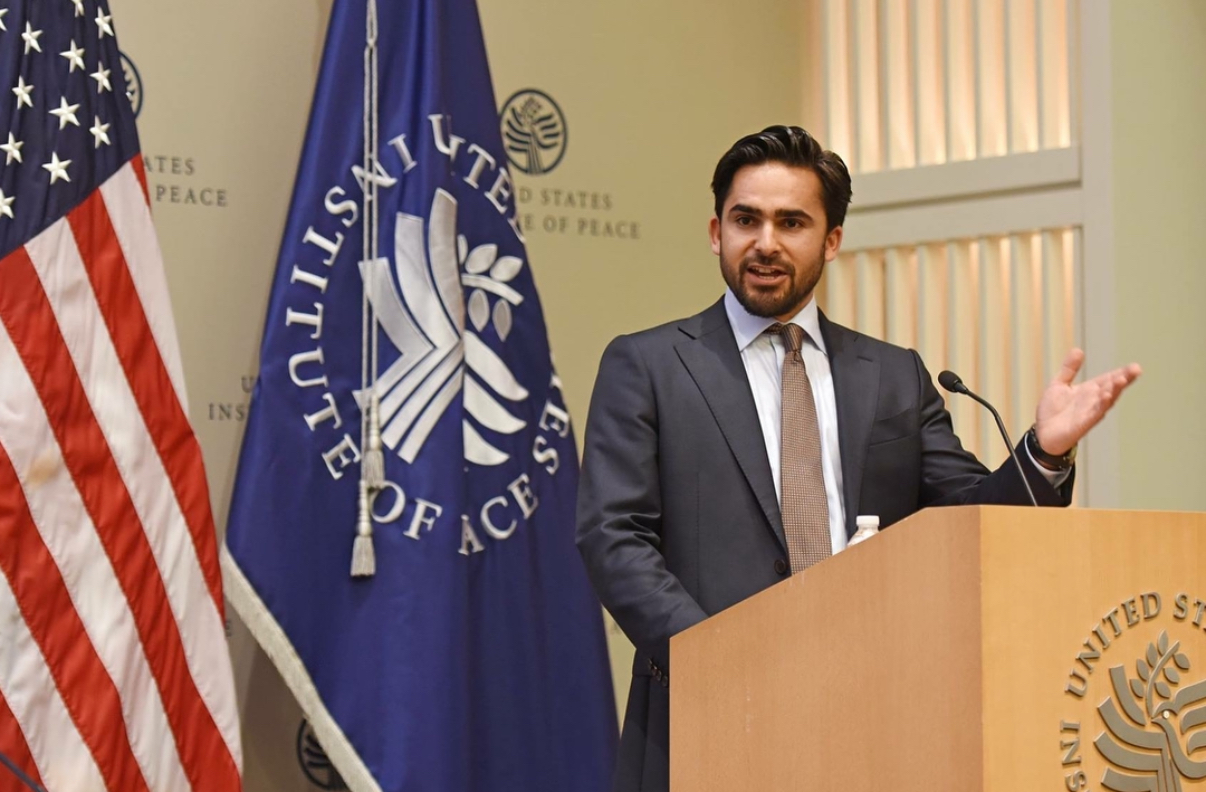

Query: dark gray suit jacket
left=575, top=298, right=1071, bottom=792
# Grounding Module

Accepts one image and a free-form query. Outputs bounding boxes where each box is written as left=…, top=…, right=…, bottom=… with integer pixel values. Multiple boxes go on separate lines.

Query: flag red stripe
left=0, top=428, right=149, bottom=792
left=0, top=688, right=46, bottom=792
left=67, top=185, right=225, bottom=620
left=131, top=154, right=150, bottom=206
left=0, top=245, right=240, bottom=792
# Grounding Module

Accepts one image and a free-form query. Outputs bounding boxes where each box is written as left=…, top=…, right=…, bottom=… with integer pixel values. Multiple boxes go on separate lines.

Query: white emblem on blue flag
left=359, top=189, right=528, bottom=465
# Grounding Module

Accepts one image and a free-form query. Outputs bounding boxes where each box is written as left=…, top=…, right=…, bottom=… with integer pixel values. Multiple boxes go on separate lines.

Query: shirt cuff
left=1025, top=442, right=1072, bottom=488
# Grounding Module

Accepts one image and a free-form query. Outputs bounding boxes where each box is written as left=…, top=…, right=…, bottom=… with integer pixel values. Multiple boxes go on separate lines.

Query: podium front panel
left=671, top=507, right=1206, bottom=792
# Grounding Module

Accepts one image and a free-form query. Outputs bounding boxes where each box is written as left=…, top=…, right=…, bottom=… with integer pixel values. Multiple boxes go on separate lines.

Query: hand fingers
left=1106, top=377, right=1125, bottom=408
left=1110, top=367, right=1141, bottom=401
left=1055, top=348, right=1086, bottom=386
left=1098, top=369, right=1138, bottom=410
left=1089, top=363, right=1141, bottom=390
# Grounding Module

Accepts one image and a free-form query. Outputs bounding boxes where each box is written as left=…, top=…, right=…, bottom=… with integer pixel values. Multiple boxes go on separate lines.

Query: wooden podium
left=670, top=506, right=1206, bottom=792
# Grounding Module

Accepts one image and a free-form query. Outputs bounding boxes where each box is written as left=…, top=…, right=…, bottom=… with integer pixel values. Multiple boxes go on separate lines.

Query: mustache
left=742, top=253, right=789, bottom=270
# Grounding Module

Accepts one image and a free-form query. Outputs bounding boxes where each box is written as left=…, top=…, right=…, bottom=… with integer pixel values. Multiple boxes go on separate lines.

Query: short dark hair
left=711, top=125, right=852, bottom=230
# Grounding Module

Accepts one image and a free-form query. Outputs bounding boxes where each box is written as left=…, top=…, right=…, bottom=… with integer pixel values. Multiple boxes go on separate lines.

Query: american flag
left=0, top=2, right=242, bottom=792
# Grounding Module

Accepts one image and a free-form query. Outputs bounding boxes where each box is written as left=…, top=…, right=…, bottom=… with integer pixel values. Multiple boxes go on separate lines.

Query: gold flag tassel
left=351, top=480, right=377, bottom=577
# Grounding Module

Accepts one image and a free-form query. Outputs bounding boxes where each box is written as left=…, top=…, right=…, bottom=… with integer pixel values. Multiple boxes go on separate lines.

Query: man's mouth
left=744, top=262, right=788, bottom=285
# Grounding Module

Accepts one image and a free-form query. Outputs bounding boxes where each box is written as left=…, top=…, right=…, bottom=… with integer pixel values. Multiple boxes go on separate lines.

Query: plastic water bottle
left=848, top=515, right=880, bottom=546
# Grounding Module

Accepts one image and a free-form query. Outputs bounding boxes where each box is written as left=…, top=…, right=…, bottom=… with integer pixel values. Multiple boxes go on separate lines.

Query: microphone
left=937, top=370, right=1038, bottom=507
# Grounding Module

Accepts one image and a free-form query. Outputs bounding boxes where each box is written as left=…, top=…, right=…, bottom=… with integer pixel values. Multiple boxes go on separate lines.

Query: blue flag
left=221, top=0, right=617, bottom=789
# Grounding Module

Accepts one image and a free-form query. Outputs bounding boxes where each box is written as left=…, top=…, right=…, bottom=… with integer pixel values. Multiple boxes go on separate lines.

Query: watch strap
left=1026, top=425, right=1076, bottom=470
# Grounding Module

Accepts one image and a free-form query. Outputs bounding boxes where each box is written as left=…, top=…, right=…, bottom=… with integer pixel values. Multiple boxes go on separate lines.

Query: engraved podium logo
left=1096, top=631, right=1206, bottom=791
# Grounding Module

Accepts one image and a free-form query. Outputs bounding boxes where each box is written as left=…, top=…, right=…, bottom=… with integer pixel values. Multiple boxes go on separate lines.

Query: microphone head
left=937, top=370, right=965, bottom=394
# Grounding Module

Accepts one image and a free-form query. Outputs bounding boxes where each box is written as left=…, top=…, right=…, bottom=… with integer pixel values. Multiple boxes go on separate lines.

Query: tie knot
left=769, top=322, right=806, bottom=354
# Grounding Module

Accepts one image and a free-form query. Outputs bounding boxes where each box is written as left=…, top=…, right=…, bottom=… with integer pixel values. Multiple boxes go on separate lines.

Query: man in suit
left=575, top=125, right=1141, bottom=792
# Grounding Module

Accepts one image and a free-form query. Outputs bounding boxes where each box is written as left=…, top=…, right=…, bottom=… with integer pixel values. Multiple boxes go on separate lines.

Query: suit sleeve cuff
left=1025, top=442, right=1073, bottom=488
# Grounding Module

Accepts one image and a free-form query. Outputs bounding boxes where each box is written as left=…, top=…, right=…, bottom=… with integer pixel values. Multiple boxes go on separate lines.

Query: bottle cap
left=855, top=515, right=880, bottom=531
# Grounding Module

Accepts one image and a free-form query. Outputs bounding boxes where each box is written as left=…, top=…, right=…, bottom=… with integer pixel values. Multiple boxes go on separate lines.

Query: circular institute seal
left=499, top=88, right=567, bottom=176
left=120, top=51, right=143, bottom=118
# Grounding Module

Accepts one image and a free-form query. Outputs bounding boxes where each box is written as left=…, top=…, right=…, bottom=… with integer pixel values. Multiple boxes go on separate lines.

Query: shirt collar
left=723, top=288, right=827, bottom=356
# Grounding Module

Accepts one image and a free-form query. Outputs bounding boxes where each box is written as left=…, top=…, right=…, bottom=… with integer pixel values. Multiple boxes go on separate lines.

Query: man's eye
left=735, top=216, right=754, bottom=226
left=783, top=218, right=803, bottom=229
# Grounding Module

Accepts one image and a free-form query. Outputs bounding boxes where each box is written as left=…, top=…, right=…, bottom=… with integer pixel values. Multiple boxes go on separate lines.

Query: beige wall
left=109, top=0, right=330, bottom=514
left=1110, top=0, right=1206, bottom=511
left=478, top=0, right=805, bottom=428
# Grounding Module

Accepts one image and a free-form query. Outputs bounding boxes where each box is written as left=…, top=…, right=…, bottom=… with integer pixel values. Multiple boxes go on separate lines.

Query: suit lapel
left=675, top=300, right=786, bottom=552
left=820, top=312, right=879, bottom=538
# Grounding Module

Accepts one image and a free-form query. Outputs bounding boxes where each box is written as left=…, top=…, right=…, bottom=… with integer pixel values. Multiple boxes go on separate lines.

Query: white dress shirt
left=724, top=290, right=850, bottom=554
left=722, top=289, right=1068, bottom=558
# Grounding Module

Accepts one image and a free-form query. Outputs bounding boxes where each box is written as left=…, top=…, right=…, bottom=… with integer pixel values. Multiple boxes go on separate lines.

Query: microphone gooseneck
left=937, top=370, right=1039, bottom=507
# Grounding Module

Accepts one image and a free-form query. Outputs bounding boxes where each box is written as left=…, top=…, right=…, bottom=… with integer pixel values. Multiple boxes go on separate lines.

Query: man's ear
left=709, top=215, right=721, bottom=256
left=824, top=225, right=843, bottom=262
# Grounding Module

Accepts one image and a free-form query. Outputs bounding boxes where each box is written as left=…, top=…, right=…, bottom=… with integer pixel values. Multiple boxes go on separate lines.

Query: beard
left=720, top=249, right=825, bottom=320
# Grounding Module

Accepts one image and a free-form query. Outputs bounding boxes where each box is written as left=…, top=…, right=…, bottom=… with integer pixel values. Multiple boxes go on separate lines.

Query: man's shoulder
left=607, top=300, right=727, bottom=352
left=821, top=315, right=923, bottom=367
left=616, top=316, right=693, bottom=346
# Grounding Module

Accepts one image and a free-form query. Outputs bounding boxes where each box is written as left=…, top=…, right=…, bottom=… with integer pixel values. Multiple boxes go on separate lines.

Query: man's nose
left=754, top=222, right=780, bottom=255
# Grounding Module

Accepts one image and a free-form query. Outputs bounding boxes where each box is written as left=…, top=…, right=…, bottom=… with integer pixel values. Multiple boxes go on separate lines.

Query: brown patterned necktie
left=771, top=323, right=831, bottom=574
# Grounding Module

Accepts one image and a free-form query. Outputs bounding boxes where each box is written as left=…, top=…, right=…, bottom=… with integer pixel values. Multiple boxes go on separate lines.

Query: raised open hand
left=1034, top=348, right=1142, bottom=456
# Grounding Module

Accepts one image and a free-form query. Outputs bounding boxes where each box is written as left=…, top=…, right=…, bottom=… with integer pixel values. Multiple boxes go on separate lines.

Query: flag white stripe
left=99, top=163, right=189, bottom=411
left=26, top=217, right=241, bottom=770
left=0, top=292, right=191, bottom=792
left=0, top=572, right=109, bottom=792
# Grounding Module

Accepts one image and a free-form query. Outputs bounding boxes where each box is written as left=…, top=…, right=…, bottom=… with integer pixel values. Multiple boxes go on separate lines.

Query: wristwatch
left=1026, top=426, right=1077, bottom=471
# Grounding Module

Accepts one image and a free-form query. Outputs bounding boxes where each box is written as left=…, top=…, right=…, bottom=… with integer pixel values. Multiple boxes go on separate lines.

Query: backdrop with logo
left=107, top=0, right=804, bottom=788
